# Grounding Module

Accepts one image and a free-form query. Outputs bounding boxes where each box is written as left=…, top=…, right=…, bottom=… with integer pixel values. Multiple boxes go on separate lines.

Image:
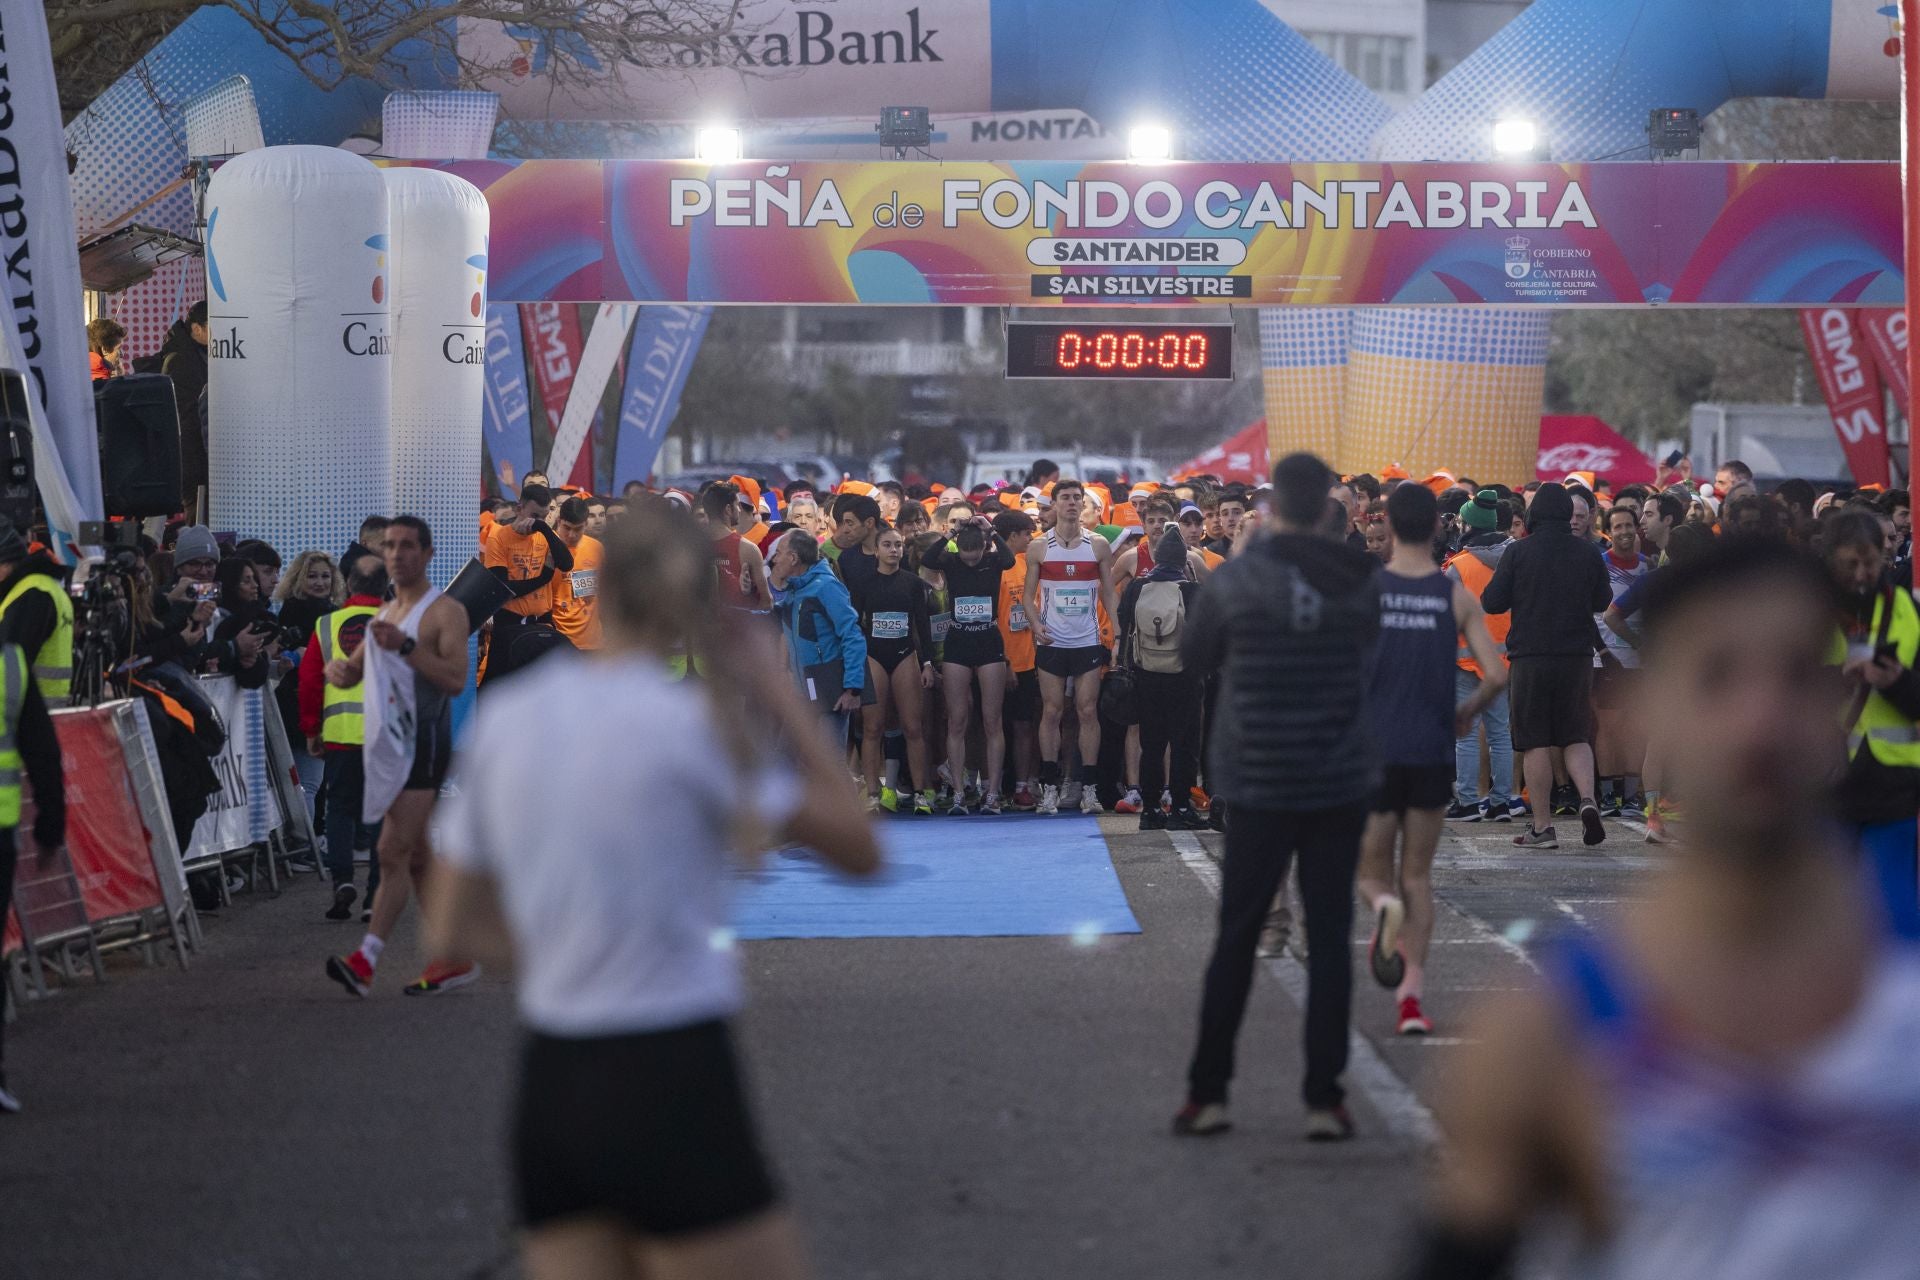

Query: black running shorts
left=1371, top=763, right=1455, bottom=815
left=403, top=706, right=452, bottom=792
left=1508, top=655, right=1596, bottom=752
left=513, top=1019, right=779, bottom=1237
left=942, top=629, right=1006, bottom=669
left=1035, top=644, right=1109, bottom=680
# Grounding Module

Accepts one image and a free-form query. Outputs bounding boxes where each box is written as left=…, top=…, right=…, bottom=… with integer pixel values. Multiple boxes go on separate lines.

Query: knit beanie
left=1154, top=525, right=1188, bottom=569
left=1462, top=489, right=1501, bottom=532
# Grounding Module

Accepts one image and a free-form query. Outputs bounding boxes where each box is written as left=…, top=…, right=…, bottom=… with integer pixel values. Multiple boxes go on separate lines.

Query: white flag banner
left=544, top=303, right=636, bottom=485
left=0, top=0, right=105, bottom=539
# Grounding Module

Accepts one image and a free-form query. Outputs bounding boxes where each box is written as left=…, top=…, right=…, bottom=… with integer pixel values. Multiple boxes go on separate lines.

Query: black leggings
left=1187, top=801, right=1367, bottom=1110
left=1136, top=671, right=1201, bottom=806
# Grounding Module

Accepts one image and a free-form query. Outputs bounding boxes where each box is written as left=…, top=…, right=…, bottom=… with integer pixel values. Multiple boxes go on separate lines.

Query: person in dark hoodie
left=159, top=301, right=209, bottom=514
left=1480, top=482, right=1614, bottom=850
left=1117, top=526, right=1206, bottom=833
left=1173, top=452, right=1381, bottom=1143
left=0, top=516, right=74, bottom=705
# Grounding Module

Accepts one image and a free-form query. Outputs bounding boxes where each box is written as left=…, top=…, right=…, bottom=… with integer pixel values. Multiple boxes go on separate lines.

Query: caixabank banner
left=417, top=159, right=1904, bottom=308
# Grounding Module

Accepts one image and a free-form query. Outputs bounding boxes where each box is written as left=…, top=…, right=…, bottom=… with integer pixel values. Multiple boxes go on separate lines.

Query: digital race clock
left=1004, top=322, right=1234, bottom=381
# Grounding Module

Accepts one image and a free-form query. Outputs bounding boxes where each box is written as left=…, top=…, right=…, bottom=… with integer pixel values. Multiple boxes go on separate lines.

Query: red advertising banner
left=5, top=707, right=164, bottom=954
left=1859, top=308, right=1911, bottom=405
left=1800, top=308, right=1893, bottom=487
left=521, top=302, right=585, bottom=455
left=1175, top=420, right=1269, bottom=486
left=1536, top=416, right=1655, bottom=486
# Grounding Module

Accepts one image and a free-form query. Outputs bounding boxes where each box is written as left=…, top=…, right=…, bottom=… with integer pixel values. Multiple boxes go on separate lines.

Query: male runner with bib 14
left=1021, top=478, right=1116, bottom=816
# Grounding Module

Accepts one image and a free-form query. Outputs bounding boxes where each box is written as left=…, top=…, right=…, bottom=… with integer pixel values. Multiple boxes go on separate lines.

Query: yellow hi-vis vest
left=0, top=645, right=28, bottom=828
left=1831, top=587, right=1920, bottom=770
left=317, top=605, right=377, bottom=747
left=0, top=573, right=74, bottom=703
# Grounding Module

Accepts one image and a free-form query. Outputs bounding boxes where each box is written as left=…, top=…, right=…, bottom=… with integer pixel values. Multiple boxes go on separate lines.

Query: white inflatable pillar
left=384, top=167, right=490, bottom=588
left=206, top=146, right=391, bottom=560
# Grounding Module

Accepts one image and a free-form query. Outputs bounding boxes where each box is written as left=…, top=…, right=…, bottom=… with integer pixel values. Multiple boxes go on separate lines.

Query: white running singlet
left=1036, top=530, right=1101, bottom=648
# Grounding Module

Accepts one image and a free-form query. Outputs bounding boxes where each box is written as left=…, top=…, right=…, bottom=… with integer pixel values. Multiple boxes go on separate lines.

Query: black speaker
left=0, top=369, right=38, bottom=532
left=95, top=373, right=183, bottom=517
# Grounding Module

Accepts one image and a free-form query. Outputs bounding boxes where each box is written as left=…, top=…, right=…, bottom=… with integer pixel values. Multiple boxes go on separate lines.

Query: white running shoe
left=1038, top=783, right=1061, bottom=816
left=1060, top=779, right=1083, bottom=809
left=1079, top=787, right=1102, bottom=815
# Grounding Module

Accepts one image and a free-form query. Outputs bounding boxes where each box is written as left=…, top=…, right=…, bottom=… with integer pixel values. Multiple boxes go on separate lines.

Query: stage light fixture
left=1493, top=118, right=1540, bottom=158
left=1128, top=124, right=1174, bottom=162
left=694, top=126, right=742, bottom=163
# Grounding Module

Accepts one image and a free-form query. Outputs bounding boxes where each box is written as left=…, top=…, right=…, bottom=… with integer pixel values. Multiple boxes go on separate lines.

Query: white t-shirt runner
left=433, top=654, right=802, bottom=1037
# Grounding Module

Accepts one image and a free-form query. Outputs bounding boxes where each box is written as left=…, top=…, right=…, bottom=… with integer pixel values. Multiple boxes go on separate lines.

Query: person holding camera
left=0, top=638, right=69, bottom=1115
left=209, top=555, right=279, bottom=687
left=0, top=517, right=75, bottom=707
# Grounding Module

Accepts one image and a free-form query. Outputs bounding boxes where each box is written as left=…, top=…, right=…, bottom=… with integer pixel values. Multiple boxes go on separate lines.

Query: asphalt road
left=0, top=811, right=1652, bottom=1280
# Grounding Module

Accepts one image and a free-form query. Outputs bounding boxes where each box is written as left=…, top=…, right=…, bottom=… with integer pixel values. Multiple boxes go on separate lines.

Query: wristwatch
left=398, top=636, right=417, bottom=657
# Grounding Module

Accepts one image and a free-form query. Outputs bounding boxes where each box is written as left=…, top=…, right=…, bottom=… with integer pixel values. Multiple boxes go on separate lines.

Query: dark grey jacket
left=1182, top=533, right=1381, bottom=812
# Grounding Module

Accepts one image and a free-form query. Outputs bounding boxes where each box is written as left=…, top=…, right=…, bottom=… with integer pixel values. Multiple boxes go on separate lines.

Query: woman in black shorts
left=852, top=526, right=937, bottom=815
left=921, top=517, right=1016, bottom=814
left=424, top=515, right=878, bottom=1280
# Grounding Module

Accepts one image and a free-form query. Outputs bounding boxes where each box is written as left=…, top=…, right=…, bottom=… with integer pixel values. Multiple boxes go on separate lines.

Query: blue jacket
left=778, top=559, right=867, bottom=700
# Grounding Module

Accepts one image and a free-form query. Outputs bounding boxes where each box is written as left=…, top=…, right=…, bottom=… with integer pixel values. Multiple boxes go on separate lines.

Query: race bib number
left=1052, top=586, right=1095, bottom=618
left=1008, top=602, right=1029, bottom=632
left=931, top=612, right=952, bottom=643
left=569, top=569, right=598, bottom=600
left=873, top=611, right=909, bottom=640
left=954, top=595, right=992, bottom=625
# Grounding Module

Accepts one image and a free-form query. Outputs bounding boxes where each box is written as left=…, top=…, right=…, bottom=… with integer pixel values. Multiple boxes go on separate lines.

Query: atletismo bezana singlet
left=1368, top=568, right=1457, bottom=767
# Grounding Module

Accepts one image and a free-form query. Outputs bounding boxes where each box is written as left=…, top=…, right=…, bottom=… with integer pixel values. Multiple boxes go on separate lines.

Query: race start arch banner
left=411, top=159, right=1904, bottom=308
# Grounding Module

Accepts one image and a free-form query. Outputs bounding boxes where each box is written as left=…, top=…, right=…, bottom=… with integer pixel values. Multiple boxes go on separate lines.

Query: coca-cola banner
left=1536, top=416, right=1654, bottom=486
left=1800, top=309, right=1893, bottom=488
left=1858, top=308, right=1910, bottom=406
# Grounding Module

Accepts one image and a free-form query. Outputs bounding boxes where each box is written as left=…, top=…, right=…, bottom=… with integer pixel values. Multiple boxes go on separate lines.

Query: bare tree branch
left=50, top=0, right=754, bottom=118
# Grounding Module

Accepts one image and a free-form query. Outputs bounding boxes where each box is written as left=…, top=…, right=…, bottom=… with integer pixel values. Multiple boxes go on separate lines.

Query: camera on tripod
left=68, top=523, right=144, bottom=706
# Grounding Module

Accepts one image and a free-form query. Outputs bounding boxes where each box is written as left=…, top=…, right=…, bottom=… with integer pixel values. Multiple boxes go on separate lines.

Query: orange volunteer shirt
left=998, top=554, right=1036, bottom=674
left=484, top=520, right=558, bottom=617
left=551, top=535, right=605, bottom=650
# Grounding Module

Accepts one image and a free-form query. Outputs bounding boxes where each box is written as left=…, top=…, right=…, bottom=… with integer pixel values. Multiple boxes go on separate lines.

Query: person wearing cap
left=1480, top=483, right=1615, bottom=850
left=1443, top=492, right=1521, bottom=824
left=1177, top=505, right=1226, bottom=571
left=0, top=517, right=74, bottom=705
left=482, top=484, right=575, bottom=687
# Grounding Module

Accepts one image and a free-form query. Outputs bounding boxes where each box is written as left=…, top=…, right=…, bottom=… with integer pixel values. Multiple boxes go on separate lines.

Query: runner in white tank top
left=1018, top=481, right=1116, bottom=816
left=324, top=517, right=474, bottom=1000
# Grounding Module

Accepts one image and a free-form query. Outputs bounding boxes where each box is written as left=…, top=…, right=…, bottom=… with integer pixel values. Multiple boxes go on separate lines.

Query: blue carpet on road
left=730, top=815, right=1140, bottom=939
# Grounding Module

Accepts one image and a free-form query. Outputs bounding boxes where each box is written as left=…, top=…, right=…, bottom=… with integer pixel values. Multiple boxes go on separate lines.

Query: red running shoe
left=1115, top=789, right=1143, bottom=814
left=1012, top=785, right=1037, bottom=812
left=326, top=950, right=373, bottom=998
left=1397, top=996, right=1432, bottom=1036
left=402, top=961, right=482, bottom=996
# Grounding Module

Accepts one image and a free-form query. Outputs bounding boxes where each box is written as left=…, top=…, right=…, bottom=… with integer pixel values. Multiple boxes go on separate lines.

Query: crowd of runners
left=6, top=443, right=1916, bottom=1280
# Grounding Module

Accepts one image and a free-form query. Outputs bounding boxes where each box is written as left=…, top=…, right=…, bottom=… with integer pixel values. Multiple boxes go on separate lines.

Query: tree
left=47, top=0, right=749, bottom=121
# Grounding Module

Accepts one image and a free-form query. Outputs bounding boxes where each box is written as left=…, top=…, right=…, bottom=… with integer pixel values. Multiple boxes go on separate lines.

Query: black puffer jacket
left=1182, top=532, right=1381, bottom=811
left=1480, top=487, right=1612, bottom=660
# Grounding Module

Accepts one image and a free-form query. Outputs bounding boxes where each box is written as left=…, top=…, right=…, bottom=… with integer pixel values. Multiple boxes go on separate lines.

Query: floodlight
left=1128, top=124, right=1174, bottom=162
left=1493, top=118, right=1539, bottom=157
left=694, top=126, right=742, bottom=163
